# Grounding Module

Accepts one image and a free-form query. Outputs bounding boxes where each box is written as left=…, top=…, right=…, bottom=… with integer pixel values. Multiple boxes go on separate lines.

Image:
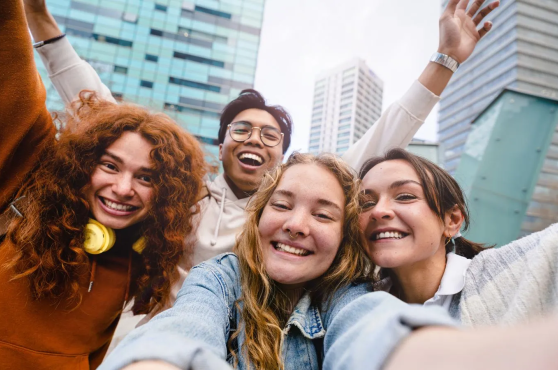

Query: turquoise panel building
left=37, top=0, right=266, bottom=163
left=455, top=89, right=558, bottom=247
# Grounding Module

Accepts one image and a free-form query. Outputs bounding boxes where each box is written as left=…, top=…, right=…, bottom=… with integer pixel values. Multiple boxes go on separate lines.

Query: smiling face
left=359, top=159, right=448, bottom=270
left=84, top=131, right=155, bottom=230
left=219, top=108, right=284, bottom=198
left=259, top=164, right=345, bottom=288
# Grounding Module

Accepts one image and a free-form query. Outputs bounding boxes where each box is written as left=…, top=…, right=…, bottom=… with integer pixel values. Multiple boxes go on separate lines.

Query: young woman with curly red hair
left=0, top=2, right=205, bottom=369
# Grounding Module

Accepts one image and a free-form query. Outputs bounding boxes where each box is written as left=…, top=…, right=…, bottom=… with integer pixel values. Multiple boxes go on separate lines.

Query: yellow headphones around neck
left=83, top=219, right=146, bottom=255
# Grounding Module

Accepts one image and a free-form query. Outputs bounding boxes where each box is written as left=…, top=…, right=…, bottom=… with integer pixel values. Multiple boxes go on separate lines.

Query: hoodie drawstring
left=210, top=188, right=227, bottom=246
left=88, top=257, right=97, bottom=292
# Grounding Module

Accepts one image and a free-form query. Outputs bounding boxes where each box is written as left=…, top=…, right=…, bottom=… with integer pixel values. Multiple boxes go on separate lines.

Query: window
left=195, top=5, right=232, bottom=19
left=169, top=77, right=221, bottom=92
left=173, top=52, right=225, bottom=68
left=339, top=109, right=351, bottom=117
left=140, top=80, right=154, bottom=88
left=339, top=124, right=350, bottom=131
left=150, top=29, right=164, bottom=37
left=339, top=117, right=351, bottom=124
left=93, top=34, right=133, bottom=47
left=309, top=145, right=319, bottom=151
left=337, top=138, right=350, bottom=146
left=114, top=65, right=128, bottom=74
left=338, top=131, right=350, bottom=138
left=154, top=3, right=168, bottom=11
left=145, top=54, right=159, bottom=62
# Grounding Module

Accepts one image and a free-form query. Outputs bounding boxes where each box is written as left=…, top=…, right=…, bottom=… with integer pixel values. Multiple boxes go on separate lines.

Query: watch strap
left=430, top=52, right=460, bottom=73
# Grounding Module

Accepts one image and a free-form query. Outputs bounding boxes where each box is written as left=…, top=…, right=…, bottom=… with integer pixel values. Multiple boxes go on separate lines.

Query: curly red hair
left=7, top=91, right=206, bottom=314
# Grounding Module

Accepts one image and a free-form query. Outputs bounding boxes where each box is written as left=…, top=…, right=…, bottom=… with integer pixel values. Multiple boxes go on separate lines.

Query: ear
left=218, top=143, right=223, bottom=161
left=443, top=205, right=464, bottom=238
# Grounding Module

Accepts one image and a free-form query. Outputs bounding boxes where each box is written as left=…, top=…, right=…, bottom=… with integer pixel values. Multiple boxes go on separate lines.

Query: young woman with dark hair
left=359, top=148, right=558, bottom=325
left=0, top=2, right=206, bottom=368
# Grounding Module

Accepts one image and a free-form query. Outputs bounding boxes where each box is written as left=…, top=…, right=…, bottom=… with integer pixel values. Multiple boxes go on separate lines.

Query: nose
left=111, top=173, right=135, bottom=198
left=282, top=208, right=310, bottom=238
left=244, top=127, right=264, bottom=148
left=367, top=197, right=394, bottom=221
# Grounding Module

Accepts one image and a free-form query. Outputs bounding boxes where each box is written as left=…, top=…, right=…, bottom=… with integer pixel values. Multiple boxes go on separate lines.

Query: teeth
left=375, top=231, right=404, bottom=240
left=276, top=242, right=309, bottom=256
left=239, top=153, right=263, bottom=164
left=103, top=199, right=136, bottom=212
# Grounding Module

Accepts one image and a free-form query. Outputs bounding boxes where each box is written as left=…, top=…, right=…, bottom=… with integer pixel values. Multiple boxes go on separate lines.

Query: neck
left=223, top=173, right=256, bottom=200
left=277, top=284, right=306, bottom=313
left=390, top=247, right=447, bottom=304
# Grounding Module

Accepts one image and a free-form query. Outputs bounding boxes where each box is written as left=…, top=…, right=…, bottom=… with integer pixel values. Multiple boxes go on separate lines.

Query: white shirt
left=424, top=252, right=472, bottom=310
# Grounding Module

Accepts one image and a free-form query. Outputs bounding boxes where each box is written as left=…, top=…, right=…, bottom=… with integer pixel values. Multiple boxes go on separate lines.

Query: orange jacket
left=0, top=2, right=131, bottom=368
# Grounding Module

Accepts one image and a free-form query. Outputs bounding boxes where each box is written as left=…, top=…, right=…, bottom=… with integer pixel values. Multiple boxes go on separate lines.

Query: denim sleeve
left=99, top=254, right=240, bottom=370
left=323, top=291, right=459, bottom=370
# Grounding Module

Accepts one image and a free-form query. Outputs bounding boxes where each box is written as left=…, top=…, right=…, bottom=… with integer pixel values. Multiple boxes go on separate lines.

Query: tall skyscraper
left=438, top=0, right=558, bottom=173
left=36, top=0, right=266, bottom=159
left=308, top=58, right=383, bottom=155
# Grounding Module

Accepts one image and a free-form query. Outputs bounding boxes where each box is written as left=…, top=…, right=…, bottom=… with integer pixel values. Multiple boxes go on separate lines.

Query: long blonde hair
left=232, top=152, right=373, bottom=369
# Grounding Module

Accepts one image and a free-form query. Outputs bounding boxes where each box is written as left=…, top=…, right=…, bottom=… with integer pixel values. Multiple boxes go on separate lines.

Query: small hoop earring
left=444, top=236, right=452, bottom=246
left=288, top=231, right=297, bottom=239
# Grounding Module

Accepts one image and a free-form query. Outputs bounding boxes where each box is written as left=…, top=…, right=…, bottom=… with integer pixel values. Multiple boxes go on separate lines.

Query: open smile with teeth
left=100, top=197, right=139, bottom=212
left=239, top=153, right=264, bottom=167
left=373, top=231, right=407, bottom=240
left=274, top=242, right=310, bottom=256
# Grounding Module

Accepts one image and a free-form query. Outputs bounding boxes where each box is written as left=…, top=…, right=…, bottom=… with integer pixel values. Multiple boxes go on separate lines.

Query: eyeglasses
left=228, top=121, right=284, bottom=147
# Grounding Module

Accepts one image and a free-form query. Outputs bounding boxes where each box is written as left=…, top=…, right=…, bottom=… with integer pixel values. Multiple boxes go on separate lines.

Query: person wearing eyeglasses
left=23, top=0, right=498, bottom=340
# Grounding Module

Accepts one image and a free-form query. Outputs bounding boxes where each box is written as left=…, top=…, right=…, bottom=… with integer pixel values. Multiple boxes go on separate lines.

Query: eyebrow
left=103, top=151, right=155, bottom=173
left=233, top=120, right=281, bottom=131
left=273, top=189, right=343, bottom=213
left=389, top=180, right=422, bottom=190
left=361, top=179, right=422, bottom=195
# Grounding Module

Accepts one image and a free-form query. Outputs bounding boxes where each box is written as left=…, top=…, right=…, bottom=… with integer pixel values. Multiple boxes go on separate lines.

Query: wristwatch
left=430, top=52, right=460, bottom=73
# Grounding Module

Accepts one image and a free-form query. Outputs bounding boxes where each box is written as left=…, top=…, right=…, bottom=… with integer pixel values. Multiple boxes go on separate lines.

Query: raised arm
left=0, top=0, right=55, bottom=212
left=342, top=0, right=499, bottom=171
left=24, top=0, right=114, bottom=103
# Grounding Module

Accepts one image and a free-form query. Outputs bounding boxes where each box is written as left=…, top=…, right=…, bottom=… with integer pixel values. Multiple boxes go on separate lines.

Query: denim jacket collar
left=284, top=293, right=326, bottom=339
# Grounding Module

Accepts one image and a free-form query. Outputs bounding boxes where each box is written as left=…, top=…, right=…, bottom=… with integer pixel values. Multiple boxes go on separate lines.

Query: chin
left=369, top=252, right=404, bottom=269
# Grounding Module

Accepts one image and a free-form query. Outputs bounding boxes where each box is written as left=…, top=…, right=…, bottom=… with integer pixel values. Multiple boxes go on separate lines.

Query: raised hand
left=438, top=0, right=500, bottom=64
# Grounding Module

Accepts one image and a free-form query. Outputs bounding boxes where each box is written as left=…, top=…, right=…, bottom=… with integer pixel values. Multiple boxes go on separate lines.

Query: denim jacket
left=101, top=253, right=457, bottom=370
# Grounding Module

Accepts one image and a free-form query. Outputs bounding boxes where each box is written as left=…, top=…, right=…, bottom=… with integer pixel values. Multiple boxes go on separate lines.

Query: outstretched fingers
left=445, top=0, right=461, bottom=14
left=466, top=0, right=486, bottom=17
left=473, top=1, right=500, bottom=25
left=478, top=21, right=493, bottom=38
left=456, top=0, right=470, bottom=11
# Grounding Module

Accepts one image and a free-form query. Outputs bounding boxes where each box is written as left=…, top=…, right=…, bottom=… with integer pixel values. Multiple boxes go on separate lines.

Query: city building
left=454, top=89, right=558, bottom=245
left=37, top=0, right=266, bottom=160
left=407, top=140, right=440, bottom=165
left=308, top=58, right=383, bottom=155
left=438, top=0, right=558, bottom=173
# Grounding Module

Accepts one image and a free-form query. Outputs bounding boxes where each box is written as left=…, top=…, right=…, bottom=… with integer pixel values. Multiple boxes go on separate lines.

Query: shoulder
left=186, top=253, right=241, bottom=303
left=321, top=282, right=372, bottom=327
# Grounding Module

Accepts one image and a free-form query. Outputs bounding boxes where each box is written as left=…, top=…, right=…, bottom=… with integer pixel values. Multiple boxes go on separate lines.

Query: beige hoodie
left=36, top=38, right=440, bottom=340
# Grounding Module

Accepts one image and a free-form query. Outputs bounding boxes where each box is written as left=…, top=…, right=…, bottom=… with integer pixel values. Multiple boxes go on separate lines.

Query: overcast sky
left=253, top=0, right=443, bottom=154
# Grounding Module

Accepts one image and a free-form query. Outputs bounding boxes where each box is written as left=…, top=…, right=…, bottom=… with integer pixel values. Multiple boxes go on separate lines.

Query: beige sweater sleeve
left=341, top=81, right=440, bottom=173
left=35, top=37, right=115, bottom=103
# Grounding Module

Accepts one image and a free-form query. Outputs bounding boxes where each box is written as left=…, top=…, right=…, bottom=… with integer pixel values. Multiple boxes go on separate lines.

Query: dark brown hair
left=218, top=89, right=293, bottom=153
left=7, top=91, right=207, bottom=313
left=359, top=148, right=490, bottom=259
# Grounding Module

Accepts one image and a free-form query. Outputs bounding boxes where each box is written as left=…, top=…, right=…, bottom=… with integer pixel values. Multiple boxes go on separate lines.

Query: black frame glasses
left=228, top=121, right=284, bottom=147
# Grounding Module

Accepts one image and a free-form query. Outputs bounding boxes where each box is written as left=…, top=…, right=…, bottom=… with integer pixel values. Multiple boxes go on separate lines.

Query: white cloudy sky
left=253, top=0, right=443, bottom=153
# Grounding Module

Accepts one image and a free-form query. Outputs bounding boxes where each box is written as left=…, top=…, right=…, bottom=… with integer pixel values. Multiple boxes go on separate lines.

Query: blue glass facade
left=36, top=0, right=266, bottom=161
left=438, top=0, right=558, bottom=173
